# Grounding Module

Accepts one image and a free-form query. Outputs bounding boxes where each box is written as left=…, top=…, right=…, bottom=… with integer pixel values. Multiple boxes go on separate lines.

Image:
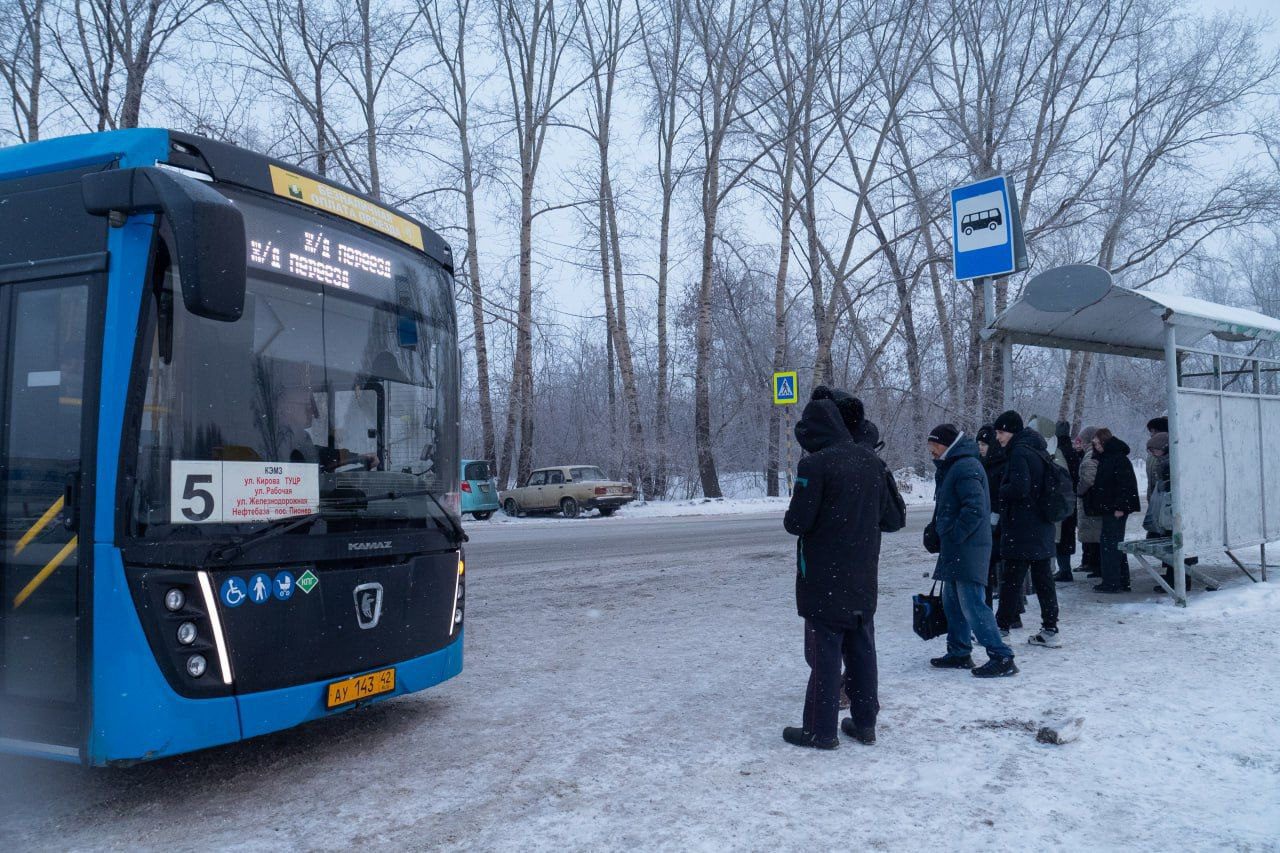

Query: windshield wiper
left=326, top=488, right=469, bottom=544
left=206, top=512, right=321, bottom=565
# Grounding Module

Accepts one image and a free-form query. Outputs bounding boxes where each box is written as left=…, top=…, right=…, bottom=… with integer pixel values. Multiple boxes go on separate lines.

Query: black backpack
left=1036, top=450, right=1074, bottom=523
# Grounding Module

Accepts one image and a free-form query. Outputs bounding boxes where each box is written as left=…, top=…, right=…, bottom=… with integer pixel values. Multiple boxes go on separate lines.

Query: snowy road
left=3, top=508, right=1280, bottom=852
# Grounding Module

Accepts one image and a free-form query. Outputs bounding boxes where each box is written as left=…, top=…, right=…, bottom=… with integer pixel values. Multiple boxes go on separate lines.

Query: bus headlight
left=165, top=588, right=186, bottom=611
left=177, top=622, right=198, bottom=645
left=186, top=655, right=208, bottom=678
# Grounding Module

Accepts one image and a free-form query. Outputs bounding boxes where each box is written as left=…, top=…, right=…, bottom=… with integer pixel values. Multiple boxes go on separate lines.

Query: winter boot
left=1027, top=629, right=1062, bottom=648
left=1053, top=569, right=1074, bottom=583
left=782, top=727, right=838, bottom=750
left=971, top=656, right=1018, bottom=678
left=840, top=718, right=876, bottom=745
left=930, top=654, right=975, bottom=669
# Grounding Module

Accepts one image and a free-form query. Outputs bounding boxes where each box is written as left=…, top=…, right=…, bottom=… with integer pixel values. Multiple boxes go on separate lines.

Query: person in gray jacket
left=1075, top=427, right=1102, bottom=577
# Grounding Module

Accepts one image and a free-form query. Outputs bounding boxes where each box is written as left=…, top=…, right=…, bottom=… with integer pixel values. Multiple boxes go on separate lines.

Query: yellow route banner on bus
left=268, top=165, right=424, bottom=251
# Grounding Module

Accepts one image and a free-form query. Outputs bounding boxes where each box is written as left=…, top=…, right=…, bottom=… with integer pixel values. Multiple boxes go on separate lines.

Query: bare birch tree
left=49, top=0, right=213, bottom=130
left=418, top=0, right=498, bottom=467
left=0, top=0, right=45, bottom=142
left=493, top=0, right=590, bottom=486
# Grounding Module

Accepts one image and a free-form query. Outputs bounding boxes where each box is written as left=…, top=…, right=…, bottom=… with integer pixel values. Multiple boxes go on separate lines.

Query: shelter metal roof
left=985, top=264, right=1280, bottom=359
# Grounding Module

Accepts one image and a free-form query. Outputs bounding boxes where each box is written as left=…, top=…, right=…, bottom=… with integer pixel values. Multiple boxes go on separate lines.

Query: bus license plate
left=326, top=668, right=396, bottom=708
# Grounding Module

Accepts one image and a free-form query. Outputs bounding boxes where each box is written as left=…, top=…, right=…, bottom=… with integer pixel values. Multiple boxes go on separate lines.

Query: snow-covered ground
left=2, top=510, right=1277, bottom=851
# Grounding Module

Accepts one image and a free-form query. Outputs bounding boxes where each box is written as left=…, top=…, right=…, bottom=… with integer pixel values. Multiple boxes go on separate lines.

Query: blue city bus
left=0, top=129, right=465, bottom=765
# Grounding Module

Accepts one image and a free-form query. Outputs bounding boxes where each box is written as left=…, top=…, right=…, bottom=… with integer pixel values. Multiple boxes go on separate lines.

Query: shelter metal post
left=1164, top=324, right=1187, bottom=606
left=1255, top=358, right=1268, bottom=582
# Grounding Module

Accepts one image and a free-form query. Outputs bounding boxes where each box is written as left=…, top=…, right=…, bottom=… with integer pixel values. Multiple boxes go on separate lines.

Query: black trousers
left=1082, top=541, right=1101, bottom=569
left=803, top=616, right=878, bottom=742
left=1101, top=514, right=1130, bottom=589
left=996, top=559, right=1058, bottom=632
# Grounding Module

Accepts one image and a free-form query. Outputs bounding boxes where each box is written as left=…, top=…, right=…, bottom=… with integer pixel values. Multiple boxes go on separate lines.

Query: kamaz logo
left=349, top=540, right=393, bottom=552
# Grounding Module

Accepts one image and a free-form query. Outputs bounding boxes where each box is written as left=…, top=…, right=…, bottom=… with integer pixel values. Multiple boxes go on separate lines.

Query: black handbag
left=912, top=581, right=948, bottom=640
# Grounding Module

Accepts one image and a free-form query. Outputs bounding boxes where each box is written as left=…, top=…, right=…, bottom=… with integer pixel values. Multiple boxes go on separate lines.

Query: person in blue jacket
left=926, top=424, right=1017, bottom=678
left=782, top=398, right=905, bottom=750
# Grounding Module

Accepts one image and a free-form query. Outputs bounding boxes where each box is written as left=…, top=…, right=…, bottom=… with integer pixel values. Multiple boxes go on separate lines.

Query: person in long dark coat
left=1087, top=428, right=1142, bottom=593
left=992, top=410, right=1062, bottom=648
left=1054, top=420, right=1081, bottom=582
left=782, top=399, right=904, bottom=750
left=926, top=425, right=1017, bottom=677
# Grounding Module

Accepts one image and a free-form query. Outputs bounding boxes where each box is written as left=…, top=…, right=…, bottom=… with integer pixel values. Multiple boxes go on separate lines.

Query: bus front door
left=0, top=278, right=95, bottom=760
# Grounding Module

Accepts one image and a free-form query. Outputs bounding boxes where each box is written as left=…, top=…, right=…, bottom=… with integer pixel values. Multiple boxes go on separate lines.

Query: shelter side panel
left=1261, top=399, right=1280, bottom=540
left=1175, top=391, right=1226, bottom=556
left=1219, top=395, right=1264, bottom=548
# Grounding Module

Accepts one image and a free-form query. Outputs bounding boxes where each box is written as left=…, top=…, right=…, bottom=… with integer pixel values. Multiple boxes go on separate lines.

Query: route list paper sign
left=170, top=461, right=320, bottom=524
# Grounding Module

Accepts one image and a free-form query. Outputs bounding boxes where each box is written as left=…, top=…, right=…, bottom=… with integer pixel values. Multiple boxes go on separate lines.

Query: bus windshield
left=129, top=187, right=458, bottom=538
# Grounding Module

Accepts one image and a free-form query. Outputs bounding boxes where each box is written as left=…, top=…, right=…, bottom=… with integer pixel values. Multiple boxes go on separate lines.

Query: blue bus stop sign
left=950, top=175, right=1028, bottom=281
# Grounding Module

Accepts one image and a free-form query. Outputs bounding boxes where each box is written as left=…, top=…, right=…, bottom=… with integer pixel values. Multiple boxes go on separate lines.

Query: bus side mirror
left=83, top=167, right=246, bottom=322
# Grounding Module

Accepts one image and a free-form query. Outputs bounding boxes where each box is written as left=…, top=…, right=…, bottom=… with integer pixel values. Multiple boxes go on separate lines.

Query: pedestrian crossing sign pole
left=772, top=371, right=799, bottom=495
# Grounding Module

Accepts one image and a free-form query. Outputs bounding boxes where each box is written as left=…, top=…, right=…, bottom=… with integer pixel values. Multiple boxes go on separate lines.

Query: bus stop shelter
left=986, top=264, right=1280, bottom=605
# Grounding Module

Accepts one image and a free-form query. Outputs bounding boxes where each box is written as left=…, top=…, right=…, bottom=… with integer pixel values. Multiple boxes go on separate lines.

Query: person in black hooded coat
left=992, top=410, right=1062, bottom=648
left=782, top=398, right=904, bottom=750
left=1086, top=428, right=1141, bottom=592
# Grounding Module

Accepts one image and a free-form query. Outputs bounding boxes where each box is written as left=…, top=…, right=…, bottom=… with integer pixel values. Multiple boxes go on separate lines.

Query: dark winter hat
left=1147, top=416, right=1169, bottom=433
left=976, top=424, right=997, bottom=447
left=927, top=423, right=960, bottom=448
left=1147, top=432, right=1169, bottom=454
left=994, top=410, right=1023, bottom=434
left=1056, top=420, right=1072, bottom=440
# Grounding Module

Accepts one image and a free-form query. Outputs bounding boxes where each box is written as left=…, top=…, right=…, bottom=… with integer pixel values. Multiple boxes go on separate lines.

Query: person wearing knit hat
left=992, top=410, right=1063, bottom=648
left=927, top=425, right=1017, bottom=677
left=1074, top=427, right=1103, bottom=576
left=993, top=410, right=1023, bottom=436
left=926, top=423, right=960, bottom=452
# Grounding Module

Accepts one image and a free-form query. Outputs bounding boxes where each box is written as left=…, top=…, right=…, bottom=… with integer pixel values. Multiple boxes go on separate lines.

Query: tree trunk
left=694, top=165, right=722, bottom=499
left=514, top=160, right=536, bottom=485
left=460, top=118, right=495, bottom=464
left=767, top=146, right=796, bottom=497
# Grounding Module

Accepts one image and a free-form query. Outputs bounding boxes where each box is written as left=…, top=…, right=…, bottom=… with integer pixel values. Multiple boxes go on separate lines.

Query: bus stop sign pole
left=952, top=175, right=1027, bottom=414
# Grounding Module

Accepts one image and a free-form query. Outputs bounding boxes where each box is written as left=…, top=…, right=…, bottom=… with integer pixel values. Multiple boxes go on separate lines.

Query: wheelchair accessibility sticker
left=221, top=576, right=248, bottom=608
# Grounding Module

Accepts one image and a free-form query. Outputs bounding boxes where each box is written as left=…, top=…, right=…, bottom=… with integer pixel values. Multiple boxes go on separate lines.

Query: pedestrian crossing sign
left=772, top=371, right=798, bottom=405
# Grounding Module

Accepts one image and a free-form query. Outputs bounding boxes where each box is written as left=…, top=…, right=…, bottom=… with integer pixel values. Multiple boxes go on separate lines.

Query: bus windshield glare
left=129, top=187, right=459, bottom=537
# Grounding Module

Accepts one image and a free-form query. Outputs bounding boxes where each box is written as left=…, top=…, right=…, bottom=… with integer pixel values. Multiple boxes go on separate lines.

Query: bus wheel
left=473, top=510, right=493, bottom=521
left=560, top=497, right=580, bottom=519
left=963, top=226, right=973, bottom=236
left=503, top=499, right=521, bottom=518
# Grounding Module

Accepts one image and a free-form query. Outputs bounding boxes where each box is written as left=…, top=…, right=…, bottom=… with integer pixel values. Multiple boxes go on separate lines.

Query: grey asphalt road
left=463, top=505, right=932, bottom=573
left=0, top=506, right=934, bottom=851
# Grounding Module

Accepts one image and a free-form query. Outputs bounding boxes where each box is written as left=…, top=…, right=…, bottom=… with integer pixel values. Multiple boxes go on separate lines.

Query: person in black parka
left=993, top=410, right=1062, bottom=648
left=1087, top=428, right=1142, bottom=593
left=926, top=425, right=1017, bottom=677
left=782, top=398, right=904, bottom=750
